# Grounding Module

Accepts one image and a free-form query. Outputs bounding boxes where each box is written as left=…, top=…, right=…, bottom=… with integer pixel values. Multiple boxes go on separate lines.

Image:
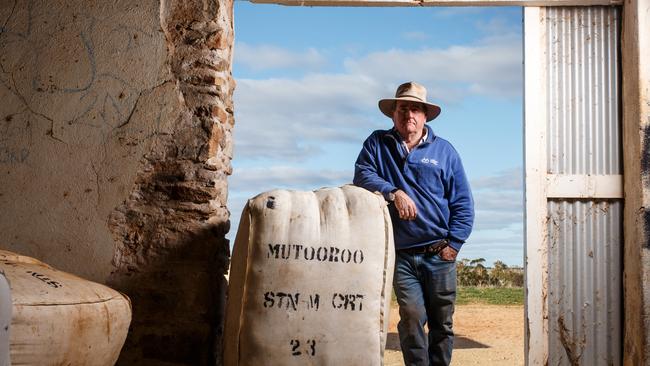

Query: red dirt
left=384, top=304, right=524, bottom=365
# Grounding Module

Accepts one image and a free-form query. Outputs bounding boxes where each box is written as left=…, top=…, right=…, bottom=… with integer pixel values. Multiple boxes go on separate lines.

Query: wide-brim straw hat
left=378, top=82, right=441, bottom=122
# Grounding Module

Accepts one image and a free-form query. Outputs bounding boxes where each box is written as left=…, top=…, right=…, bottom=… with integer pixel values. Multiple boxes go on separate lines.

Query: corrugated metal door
left=524, top=6, right=622, bottom=365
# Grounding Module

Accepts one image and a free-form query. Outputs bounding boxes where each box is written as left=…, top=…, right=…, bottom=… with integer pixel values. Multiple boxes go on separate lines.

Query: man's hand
left=439, top=246, right=458, bottom=261
left=394, top=190, right=417, bottom=220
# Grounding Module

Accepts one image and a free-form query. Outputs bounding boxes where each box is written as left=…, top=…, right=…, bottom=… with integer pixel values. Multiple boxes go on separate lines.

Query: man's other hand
left=394, top=190, right=417, bottom=220
left=439, top=246, right=458, bottom=261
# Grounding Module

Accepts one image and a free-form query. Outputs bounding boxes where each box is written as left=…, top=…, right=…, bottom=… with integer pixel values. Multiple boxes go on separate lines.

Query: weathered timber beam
left=250, top=0, right=622, bottom=7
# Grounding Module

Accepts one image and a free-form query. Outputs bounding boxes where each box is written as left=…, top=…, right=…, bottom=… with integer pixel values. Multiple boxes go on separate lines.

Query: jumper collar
left=385, top=124, right=435, bottom=157
left=402, top=128, right=428, bottom=153
left=389, top=124, right=435, bottom=144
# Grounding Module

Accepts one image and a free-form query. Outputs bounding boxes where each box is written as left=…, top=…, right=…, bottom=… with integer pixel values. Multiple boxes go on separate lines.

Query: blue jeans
left=394, top=250, right=457, bottom=366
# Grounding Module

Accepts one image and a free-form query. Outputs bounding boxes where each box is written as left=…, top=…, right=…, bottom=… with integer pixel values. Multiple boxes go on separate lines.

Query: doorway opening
left=228, top=3, right=526, bottom=364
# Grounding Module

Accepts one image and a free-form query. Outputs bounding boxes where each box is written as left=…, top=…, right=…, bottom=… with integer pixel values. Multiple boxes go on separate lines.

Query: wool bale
left=0, top=250, right=131, bottom=366
left=224, top=185, right=394, bottom=366
left=0, top=271, right=10, bottom=366
left=0, top=251, right=42, bottom=265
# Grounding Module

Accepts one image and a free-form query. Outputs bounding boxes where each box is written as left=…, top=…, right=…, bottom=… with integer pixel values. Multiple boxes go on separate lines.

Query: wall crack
left=116, top=79, right=174, bottom=129
left=1, top=61, right=65, bottom=144
left=0, top=0, right=17, bottom=41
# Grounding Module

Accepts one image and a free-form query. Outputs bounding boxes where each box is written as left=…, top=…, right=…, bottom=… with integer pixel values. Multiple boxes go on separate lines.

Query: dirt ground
left=384, top=304, right=524, bottom=366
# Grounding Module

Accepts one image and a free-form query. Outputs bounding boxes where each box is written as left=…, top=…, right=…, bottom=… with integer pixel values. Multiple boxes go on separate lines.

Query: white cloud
left=343, top=41, right=521, bottom=101
left=227, top=194, right=250, bottom=230
left=472, top=169, right=523, bottom=212
left=233, top=75, right=384, bottom=161
left=402, top=31, right=429, bottom=41
left=474, top=192, right=522, bottom=219
left=230, top=166, right=351, bottom=192
left=470, top=167, right=524, bottom=230
left=475, top=16, right=520, bottom=39
left=234, top=74, right=380, bottom=116
left=475, top=190, right=522, bottom=210
left=472, top=167, right=522, bottom=190
left=234, top=42, right=327, bottom=72
left=474, top=209, right=522, bottom=231
left=460, top=245, right=524, bottom=267
left=232, top=32, right=521, bottom=161
left=461, top=225, right=524, bottom=266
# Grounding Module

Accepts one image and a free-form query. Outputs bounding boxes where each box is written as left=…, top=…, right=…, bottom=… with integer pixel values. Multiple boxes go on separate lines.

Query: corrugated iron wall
left=547, top=201, right=622, bottom=365
left=544, top=7, right=622, bottom=365
left=546, top=6, right=621, bottom=176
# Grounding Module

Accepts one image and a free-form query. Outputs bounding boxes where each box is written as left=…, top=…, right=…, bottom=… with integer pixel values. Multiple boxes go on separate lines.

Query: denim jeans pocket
left=423, top=255, right=457, bottom=291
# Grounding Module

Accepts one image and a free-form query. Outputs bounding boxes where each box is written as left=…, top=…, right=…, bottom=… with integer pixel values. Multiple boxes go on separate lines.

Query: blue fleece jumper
left=353, top=124, right=474, bottom=252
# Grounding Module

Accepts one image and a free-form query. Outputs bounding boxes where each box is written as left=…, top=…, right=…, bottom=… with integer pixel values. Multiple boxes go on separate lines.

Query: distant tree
left=456, top=258, right=473, bottom=286
left=490, top=260, right=509, bottom=286
left=471, top=259, right=489, bottom=286
left=456, top=258, right=523, bottom=287
left=470, top=258, right=486, bottom=266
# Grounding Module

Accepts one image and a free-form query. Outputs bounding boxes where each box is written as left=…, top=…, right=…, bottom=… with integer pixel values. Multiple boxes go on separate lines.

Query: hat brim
left=378, top=97, right=441, bottom=122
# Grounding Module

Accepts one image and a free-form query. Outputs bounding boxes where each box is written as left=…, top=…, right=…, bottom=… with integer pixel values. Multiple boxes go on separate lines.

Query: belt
left=399, top=239, right=449, bottom=255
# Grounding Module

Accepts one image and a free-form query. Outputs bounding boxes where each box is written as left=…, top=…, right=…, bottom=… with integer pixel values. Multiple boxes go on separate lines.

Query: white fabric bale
left=0, top=250, right=131, bottom=366
left=224, top=185, right=394, bottom=366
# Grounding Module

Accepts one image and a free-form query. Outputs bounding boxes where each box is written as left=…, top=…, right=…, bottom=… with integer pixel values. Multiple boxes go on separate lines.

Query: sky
left=227, top=3, right=524, bottom=266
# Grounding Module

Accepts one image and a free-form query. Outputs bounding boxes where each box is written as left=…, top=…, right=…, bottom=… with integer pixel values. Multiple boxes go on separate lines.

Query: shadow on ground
left=386, top=332, right=489, bottom=351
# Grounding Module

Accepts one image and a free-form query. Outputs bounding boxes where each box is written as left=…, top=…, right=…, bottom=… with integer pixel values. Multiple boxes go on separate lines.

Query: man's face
left=392, top=100, right=426, bottom=138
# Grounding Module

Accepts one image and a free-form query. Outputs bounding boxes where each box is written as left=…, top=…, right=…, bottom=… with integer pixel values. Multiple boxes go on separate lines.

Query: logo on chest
left=420, top=157, right=439, bottom=166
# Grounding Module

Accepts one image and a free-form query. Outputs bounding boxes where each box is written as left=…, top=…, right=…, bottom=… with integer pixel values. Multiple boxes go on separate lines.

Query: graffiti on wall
left=0, top=0, right=168, bottom=162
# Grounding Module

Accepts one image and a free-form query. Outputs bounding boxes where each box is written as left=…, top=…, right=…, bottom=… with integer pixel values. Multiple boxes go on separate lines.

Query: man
left=353, top=81, right=474, bottom=366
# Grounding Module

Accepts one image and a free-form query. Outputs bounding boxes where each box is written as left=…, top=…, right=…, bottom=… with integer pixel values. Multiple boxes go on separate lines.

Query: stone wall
left=0, top=0, right=234, bottom=364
